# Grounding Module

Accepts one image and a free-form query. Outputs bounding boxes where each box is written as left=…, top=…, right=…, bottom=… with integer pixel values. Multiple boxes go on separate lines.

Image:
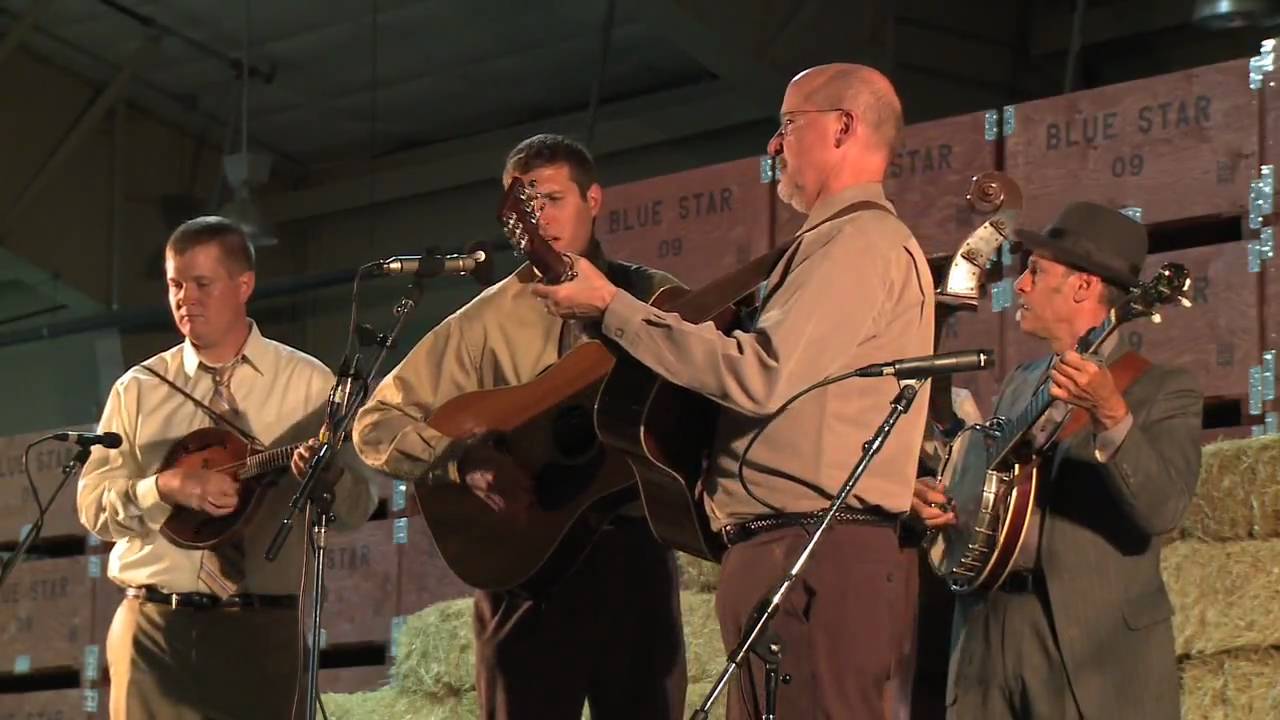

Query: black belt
left=126, top=586, right=298, bottom=610
left=996, top=570, right=1044, bottom=594
left=720, top=508, right=899, bottom=547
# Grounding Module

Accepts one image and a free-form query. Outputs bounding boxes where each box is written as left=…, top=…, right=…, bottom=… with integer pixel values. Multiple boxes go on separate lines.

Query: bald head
left=791, top=64, right=903, bottom=153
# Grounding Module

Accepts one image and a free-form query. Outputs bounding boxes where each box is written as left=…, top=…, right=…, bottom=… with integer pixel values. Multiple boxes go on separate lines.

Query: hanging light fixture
left=218, top=0, right=276, bottom=246
left=1192, top=0, right=1280, bottom=29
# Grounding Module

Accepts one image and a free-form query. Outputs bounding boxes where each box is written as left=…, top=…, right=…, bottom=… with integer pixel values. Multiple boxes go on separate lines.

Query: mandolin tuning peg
left=1178, top=297, right=1193, bottom=308
left=1150, top=313, right=1162, bottom=324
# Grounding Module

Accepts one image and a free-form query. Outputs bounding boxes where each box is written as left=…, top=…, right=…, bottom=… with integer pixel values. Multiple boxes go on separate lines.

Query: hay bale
left=1180, top=648, right=1280, bottom=720
left=679, top=554, right=721, bottom=593
left=391, top=598, right=476, bottom=697
left=1183, top=435, right=1280, bottom=541
left=1165, top=539, right=1280, bottom=657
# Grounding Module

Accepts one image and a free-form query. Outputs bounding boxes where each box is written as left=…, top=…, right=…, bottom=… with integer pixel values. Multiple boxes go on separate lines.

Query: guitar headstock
left=497, top=178, right=575, bottom=284
left=1074, top=262, right=1193, bottom=354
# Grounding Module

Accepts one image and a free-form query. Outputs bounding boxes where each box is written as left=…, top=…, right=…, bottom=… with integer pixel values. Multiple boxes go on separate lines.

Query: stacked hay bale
left=1173, top=435, right=1280, bottom=718
left=322, top=435, right=1280, bottom=719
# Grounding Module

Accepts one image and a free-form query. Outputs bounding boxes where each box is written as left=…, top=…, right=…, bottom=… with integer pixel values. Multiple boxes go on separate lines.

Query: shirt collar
left=182, top=319, right=267, bottom=378
left=796, top=182, right=896, bottom=237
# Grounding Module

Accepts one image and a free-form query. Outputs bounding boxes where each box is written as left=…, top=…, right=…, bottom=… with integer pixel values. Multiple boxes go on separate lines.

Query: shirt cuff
left=134, top=474, right=173, bottom=528
left=1094, top=413, right=1134, bottom=463
left=602, top=289, right=663, bottom=346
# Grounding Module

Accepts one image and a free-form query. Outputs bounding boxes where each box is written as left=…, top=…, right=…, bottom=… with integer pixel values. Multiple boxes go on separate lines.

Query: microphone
left=51, top=431, right=123, bottom=449
left=853, top=349, right=994, bottom=379
left=368, top=251, right=487, bottom=278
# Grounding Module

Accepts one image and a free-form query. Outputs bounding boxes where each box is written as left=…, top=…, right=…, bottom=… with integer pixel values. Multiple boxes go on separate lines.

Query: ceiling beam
left=261, top=80, right=770, bottom=222
left=0, top=0, right=51, bottom=70
left=0, top=34, right=159, bottom=239
left=1029, top=0, right=1196, bottom=55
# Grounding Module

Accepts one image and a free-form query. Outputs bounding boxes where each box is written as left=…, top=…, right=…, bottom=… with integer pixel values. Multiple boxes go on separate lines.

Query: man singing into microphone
left=534, top=64, right=934, bottom=719
left=77, top=217, right=378, bottom=719
left=353, top=133, right=688, bottom=719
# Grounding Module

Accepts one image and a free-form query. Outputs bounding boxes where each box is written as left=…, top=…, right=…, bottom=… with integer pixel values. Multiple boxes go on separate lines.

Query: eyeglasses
left=774, top=108, right=850, bottom=138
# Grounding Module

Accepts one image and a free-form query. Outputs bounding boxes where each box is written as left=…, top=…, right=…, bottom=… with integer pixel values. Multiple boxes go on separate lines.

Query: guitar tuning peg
left=1151, top=313, right=1162, bottom=324
left=1178, top=297, right=1193, bottom=308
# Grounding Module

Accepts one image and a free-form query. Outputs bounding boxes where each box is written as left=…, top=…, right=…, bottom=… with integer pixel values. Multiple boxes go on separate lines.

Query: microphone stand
left=0, top=443, right=91, bottom=590
left=265, top=268, right=429, bottom=720
left=690, top=377, right=926, bottom=720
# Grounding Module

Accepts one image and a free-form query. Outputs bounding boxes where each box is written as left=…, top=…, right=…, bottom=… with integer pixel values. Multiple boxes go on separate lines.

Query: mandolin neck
left=240, top=442, right=304, bottom=480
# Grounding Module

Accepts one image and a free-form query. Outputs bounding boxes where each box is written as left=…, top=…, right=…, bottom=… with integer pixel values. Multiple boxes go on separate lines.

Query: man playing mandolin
left=352, top=134, right=688, bottom=720
left=913, top=202, right=1202, bottom=720
left=536, top=64, right=933, bottom=719
left=77, top=217, right=378, bottom=720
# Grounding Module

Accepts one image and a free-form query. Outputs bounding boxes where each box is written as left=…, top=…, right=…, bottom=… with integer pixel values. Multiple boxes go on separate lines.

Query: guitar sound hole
left=551, top=405, right=598, bottom=463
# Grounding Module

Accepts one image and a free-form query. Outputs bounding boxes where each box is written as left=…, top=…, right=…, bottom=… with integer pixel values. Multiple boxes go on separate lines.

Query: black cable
left=735, top=368, right=886, bottom=513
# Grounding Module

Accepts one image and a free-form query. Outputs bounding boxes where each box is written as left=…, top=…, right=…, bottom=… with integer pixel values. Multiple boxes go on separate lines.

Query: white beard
left=776, top=175, right=809, bottom=214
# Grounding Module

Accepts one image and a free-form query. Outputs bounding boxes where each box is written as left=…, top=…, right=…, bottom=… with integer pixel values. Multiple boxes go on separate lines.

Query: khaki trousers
left=107, top=596, right=302, bottom=720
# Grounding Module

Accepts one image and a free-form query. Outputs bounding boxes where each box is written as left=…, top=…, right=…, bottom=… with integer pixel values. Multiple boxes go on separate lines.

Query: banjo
left=926, top=262, right=1193, bottom=593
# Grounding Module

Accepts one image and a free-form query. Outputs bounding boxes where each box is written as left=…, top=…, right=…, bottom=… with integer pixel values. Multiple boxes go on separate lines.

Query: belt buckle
left=171, top=593, right=179, bottom=610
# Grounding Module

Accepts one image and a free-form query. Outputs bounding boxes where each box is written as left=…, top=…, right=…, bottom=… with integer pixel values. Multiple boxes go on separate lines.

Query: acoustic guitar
left=411, top=179, right=772, bottom=593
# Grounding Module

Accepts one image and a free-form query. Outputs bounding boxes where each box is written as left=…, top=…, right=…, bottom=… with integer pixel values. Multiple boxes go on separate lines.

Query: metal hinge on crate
left=1254, top=412, right=1279, bottom=437
left=13, top=655, right=30, bottom=674
left=391, top=481, right=407, bottom=512
left=1250, top=165, right=1274, bottom=230
left=990, top=279, right=1014, bottom=312
left=1250, top=38, right=1276, bottom=90
left=83, top=688, right=100, bottom=713
left=390, top=615, right=407, bottom=658
left=1250, top=227, right=1276, bottom=272
left=1002, top=105, right=1016, bottom=137
left=83, top=644, right=100, bottom=682
left=88, top=556, right=102, bottom=578
left=984, top=110, right=999, bottom=141
left=1248, top=350, right=1277, bottom=415
left=393, top=517, right=409, bottom=545
left=759, top=156, right=777, bottom=183
left=1120, top=207, right=1143, bottom=223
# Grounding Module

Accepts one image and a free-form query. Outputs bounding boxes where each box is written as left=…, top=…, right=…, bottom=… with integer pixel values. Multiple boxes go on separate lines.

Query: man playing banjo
left=913, top=202, right=1202, bottom=720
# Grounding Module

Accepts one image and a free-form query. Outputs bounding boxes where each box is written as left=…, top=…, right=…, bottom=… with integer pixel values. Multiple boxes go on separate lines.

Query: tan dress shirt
left=352, top=244, right=677, bottom=488
left=77, top=321, right=379, bottom=594
left=601, top=183, right=936, bottom=530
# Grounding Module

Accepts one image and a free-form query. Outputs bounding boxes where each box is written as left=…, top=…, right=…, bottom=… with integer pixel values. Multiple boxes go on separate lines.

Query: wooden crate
left=317, top=519, right=398, bottom=649
left=887, top=111, right=1001, bottom=256
left=396, top=514, right=472, bottom=619
left=597, top=156, right=774, bottom=290
left=319, top=664, right=392, bottom=695
left=1003, top=241, right=1259, bottom=398
left=0, top=557, right=95, bottom=675
left=773, top=110, right=999, bottom=258
left=0, top=427, right=95, bottom=545
left=0, top=688, right=93, bottom=718
left=1005, top=59, right=1257, bottom=231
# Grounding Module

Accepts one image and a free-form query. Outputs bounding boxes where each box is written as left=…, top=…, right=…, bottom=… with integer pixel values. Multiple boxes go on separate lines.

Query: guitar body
left=596, top=284, right=736, bottom=562
left=158, top=427, right=282, bottom=550
left=413, top=342, right=641, bottom=593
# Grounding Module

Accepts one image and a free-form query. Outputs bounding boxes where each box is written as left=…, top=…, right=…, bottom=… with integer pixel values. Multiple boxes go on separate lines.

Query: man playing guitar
left=913, top=202, right=1202, bottom=720
left=352, top=134, right=688, bottom=720
left=77, top=217, right=378, bottom=719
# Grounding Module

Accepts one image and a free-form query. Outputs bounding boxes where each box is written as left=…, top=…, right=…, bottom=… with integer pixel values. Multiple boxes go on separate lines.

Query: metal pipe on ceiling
left=96, top=0, right=276, bottom=84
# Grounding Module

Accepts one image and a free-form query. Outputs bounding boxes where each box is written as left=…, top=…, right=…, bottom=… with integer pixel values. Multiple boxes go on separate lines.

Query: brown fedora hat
left=1013, top=201, right=1148, bottom=288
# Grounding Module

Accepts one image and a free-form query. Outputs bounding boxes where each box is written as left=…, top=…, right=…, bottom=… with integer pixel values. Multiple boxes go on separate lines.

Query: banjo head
left=927, top=426, right=1006, bottom=591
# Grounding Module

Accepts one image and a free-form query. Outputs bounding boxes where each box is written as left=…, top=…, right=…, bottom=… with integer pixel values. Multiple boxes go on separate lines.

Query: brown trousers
left=473, top=518, right=687, bottom=720
left=715, top=523, right=918, bottom=720
left=107, top=597, right=301, bottom=720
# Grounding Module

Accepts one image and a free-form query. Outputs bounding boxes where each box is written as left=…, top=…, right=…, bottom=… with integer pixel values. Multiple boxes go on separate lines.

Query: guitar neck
left=240, top=442, right=305, bottom=479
